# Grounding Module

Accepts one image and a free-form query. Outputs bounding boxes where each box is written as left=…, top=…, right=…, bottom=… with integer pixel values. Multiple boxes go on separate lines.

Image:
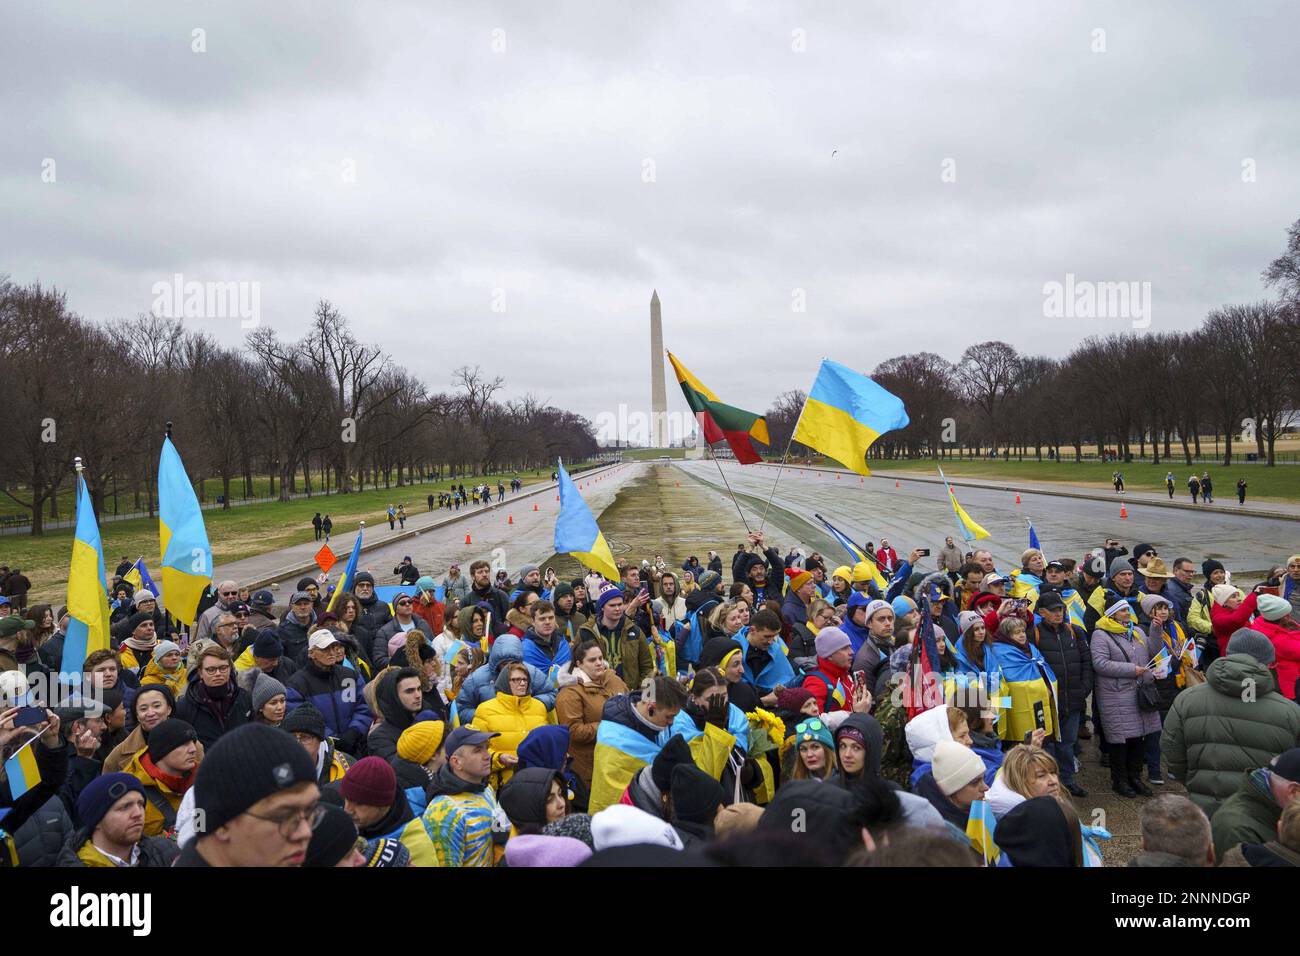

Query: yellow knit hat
left=397, top=720, right=446, bottom=764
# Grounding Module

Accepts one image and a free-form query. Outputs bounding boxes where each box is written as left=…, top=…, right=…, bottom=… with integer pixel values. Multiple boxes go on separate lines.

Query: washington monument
left=649, top=289, right=667, bottom=447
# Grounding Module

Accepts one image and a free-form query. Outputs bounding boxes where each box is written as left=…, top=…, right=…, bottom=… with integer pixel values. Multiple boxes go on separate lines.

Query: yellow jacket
left=121, top=749, right=194, bottom=837
left=140, top=656, right=188, bottom=694
left=468, top=692, right=555, bottom=789
left=1186, top=588, right=1215, bottom=636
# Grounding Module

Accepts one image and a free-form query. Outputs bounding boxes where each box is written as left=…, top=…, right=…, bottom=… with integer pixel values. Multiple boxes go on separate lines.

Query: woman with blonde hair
left=987, top=744, right=1061, bottom=818
left=708, top=601, right=748, bottom=641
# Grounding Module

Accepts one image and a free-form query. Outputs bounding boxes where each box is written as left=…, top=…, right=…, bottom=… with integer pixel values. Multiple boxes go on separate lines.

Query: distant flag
left=666, top=351, right=770, bottom=464
left=122, top=557, right=161, bottom=601
left=813, top=513, right=889, bottom=591
left=62, top=468, right=112, bottom=680
left=965, top=799, right=1000, bottom=865
left=1027, top=520, right=1041, bottom=552
left=2, top=736, right=42, bottom=803
left=327, top=524, right=363, bottom=613
left=158, top=437, right=213, bottom=626
left=554, top=460, right=619, bottom=581
left=792, top=359, right=909, bottom=476
left=938, top=467, right=990, bottom=542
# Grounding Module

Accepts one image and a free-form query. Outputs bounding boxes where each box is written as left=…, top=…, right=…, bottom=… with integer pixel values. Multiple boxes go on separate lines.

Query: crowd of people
left=2, top=521, right=1299, bottom=869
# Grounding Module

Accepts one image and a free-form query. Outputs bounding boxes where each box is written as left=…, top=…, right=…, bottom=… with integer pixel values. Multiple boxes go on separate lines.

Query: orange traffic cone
left=895, top=480, right=899, bottom=488
left=533, top=503, right=539, bottom=512
left=465, top=532, right=472, bottom=544
left=1120, top=504, right=1128, bottom=519
left=1015, top=493, right=1021, bottom=505
left=507, top=515, right=513, bottom=525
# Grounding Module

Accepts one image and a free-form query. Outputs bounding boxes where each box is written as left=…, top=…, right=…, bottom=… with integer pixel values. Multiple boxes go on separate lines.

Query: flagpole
left=708, top=444, right=752, bottom=534
left=759, top=396, right=808, bottom=532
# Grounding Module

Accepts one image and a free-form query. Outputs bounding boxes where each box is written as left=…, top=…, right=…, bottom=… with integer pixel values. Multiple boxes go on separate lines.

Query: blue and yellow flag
left=554, top=461, right=618, bottom=580
left=814, top=512, right=889, bottom=591
left=122, top=557, right=161, bottom=601
left=158, top=437, right=213, bottom=626
left=793, top=360, right=909, bottom=476
left=1028, top=520, right=1041, bottom=552
left=62, top=474, right=112, bottom=679
left=966, top=798, right=999, bottom=864
left=2, top=738, right=41, bottom=802
left=830, top=679, right=847, bottom=708
left=327, top=523, right=363, bottom=613
left=938, top=467, right=990, bottom=542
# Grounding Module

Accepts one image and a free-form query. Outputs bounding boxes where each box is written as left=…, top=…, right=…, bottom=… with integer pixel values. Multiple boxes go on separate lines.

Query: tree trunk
left=222, top=475, right=232, bottom=510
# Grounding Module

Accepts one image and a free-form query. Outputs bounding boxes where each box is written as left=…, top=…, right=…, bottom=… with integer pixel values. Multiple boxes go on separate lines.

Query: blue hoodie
left=454, top=634, right=557, bottom=724
left=840, top=592, right=875, bottom=655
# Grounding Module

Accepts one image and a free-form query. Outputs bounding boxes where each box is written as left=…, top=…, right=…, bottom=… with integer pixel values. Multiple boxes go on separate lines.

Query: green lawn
left=619, top=448, right=687, bottom=461
left=0, top=466, right=580, bottom=605
left=860, top=459, right=1299, bottom=503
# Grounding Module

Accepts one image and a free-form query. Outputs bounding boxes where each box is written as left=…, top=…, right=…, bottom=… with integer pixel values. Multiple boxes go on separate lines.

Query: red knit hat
left=340, top=756, right=396, bottom=808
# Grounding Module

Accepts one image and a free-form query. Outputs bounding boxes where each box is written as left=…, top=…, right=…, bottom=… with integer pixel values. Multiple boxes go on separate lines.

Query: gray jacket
left=372, top=615, right=436, bottom=669
left=1090, top=624, right=1162, bottom=741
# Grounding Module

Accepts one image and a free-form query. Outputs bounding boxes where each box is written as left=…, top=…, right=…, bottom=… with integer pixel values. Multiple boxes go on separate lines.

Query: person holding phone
left=0, top=707, right=66, bottom=857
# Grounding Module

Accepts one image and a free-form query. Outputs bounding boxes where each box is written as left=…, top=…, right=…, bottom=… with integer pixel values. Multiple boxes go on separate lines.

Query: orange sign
left=315, top=545, right=337, bottom=574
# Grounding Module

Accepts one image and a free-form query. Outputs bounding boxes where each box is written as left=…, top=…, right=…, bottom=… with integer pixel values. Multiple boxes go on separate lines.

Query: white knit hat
left=591, top=804, right=684, bottom=852
left=932, top=740, right=986, bottom=796
left=1211, top=584, right=1243, bottom=606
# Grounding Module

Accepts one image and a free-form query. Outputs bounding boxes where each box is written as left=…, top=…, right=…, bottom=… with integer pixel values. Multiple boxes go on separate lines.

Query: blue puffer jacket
left=285, top=660, right=373, bottom=746
left=454, top=634, right=556, bottom=725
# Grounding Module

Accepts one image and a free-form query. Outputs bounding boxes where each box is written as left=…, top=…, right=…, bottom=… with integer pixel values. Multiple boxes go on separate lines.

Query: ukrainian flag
left=939, top=467, right=990, bottom=542
left=554, top=461, right=618, bottom=580
left=122, top=557, right=161, bottom=601
left=62, top=474, right=112, bottom=679
left=327, top=523, right=363, bottom=613
left=830, top=679, right=847, bottom=708
left=2, top=739, right=41, bottom=801
left=814, top=513, right=889, bottom=591
left=158, top=437, right=213, bottom=626
left=793, top=359, right=909, bottom=476
left=966, top=798, right=1000, bottom=864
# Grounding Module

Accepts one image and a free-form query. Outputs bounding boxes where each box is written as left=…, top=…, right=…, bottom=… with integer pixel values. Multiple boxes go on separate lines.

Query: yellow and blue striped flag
left=830, top=680, right=846, bottom=708
left=813, top=512, right=889, bottom=591
left=62, top=474, right=112, bottom=678
left=554, top=460, right=618, bottom=580
left=122, top=557, right=161, bottom=600
left=793, top=359, right=909, bottom=476
left=327, top=523, right=363, bottom=613
left=966, top=798, right=999, bottom=864
left=939, top=467, right=990, bottom=542
left=159, top=437, right=213, bottom=626
left=2, top=738, right=41, bottom=801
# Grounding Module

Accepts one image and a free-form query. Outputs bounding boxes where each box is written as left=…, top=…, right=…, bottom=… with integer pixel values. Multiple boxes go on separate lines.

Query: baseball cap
left=443, top=727, right=498, bottom=754
left=1036, top=591, right=1065, bottom=611
left=291, top=590, right=314, bottom=604
left=1269, top=749, right=1300, bottom=785
left=308, top=631, right=341, bottom=651
left=984, top=573, right=1008, bottom=587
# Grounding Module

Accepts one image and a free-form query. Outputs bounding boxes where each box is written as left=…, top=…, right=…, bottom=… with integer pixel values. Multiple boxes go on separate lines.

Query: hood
left=904, top=704, right=952, bottom=764
left=498, top=767, right=561, bottom=828
left=834, top=713, right=883, bottom=778
left=1207, top=654, right=1276, bottom=697
left=970, top=592, right=1001, bottom=613
left=685, top=590, right=718, bottom=614
left=426, top=761, right=486, bottom=798
left=455, top=605, right=484, bottom=643
left=360, top=790, right=414, bottom=839
left=375, top=669, right=416, bottom=730
left=489, top=634, right=524, bottom=673
left=517, top=725, right=570, bottom=772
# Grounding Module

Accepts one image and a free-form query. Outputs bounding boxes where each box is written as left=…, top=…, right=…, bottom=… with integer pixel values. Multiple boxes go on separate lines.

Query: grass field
left=860, top=458, right=1300, bottom=503
left=619, top=447, right=687, bottom=460
left=0, top=467, right=578, bottom=605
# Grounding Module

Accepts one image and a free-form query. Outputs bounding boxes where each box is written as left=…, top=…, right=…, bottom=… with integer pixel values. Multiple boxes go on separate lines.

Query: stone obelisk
left=649, top=290, right=667, bottom=448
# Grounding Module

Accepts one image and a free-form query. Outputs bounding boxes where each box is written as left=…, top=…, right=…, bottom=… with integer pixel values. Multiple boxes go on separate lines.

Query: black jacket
left=56, top=827, right=180, bottom=867
left=357, top=594, right=393, bottom=635
left=367, top=671, right=420, bottom=763
left=1032, top=620, right=1093, bottom=715
left=13, top=794, right=75, bottom=867
left=1, top=740, right=67, bottom=866
left=175, top=679, right=254, bottom=749
left=276, top=611, right=316, bottom=667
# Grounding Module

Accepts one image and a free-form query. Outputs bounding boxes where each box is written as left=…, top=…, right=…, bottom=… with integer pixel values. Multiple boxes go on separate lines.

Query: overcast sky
left=4, top=1, right=1297, bottom=439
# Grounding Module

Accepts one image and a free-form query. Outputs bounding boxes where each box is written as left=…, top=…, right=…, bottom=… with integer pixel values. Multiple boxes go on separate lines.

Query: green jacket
left=1210, top=769, right=1281, bottom=859
left=578, top=616, right=653, bottom=694
left=1161, top=654, right=1300, bottom=816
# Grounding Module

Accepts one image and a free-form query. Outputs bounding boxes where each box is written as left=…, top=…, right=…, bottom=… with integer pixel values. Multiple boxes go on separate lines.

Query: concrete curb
left=233, top=463, right=627, bottom=590
left=749, top=462, right=1300, bottom=523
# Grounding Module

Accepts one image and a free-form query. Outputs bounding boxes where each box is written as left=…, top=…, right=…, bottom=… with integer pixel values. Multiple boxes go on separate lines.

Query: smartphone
left=1033, top=701, right=1046, bottom=731
left=917, top=548, right=931, bottom=557
left=14, top=706, right=46, bottom=728
left=854, top=670, right=867, bottom=687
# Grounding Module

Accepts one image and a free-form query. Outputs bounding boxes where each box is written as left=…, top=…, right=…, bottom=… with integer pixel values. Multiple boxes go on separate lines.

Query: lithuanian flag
left=667, top=351, right=770, bottom=464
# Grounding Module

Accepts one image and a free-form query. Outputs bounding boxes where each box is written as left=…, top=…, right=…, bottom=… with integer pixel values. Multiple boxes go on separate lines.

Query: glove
left=704, top=693, right=730, bottom=729
left=337, top=728, right=364, bottom=757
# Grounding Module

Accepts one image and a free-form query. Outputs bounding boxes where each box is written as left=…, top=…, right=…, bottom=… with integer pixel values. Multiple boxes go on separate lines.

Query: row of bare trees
left=0, top=286, right=599, bottom=534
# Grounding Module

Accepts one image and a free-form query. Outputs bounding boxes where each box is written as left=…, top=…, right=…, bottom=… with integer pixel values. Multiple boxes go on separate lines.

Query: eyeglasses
left=508, top=676, right=530, bottom=684
left=219, top=590, right=238, bottom=597
left=396, top=600, right=412, bottom=607
left=244, top=802, right=325, bottom=839
left=202, top=664, right=231, bottom=675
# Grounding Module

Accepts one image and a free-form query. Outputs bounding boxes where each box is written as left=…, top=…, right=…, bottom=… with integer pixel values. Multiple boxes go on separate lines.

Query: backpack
left=874, top=673, right=914, bottom=789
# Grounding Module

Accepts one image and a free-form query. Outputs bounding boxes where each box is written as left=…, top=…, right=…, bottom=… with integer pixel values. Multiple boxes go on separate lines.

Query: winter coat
left=441, top=573, right=472, bottom=606
left=57, top=827, right=180, bottom=867
left=1161, top=654, right=1300, bottom=816
left=1252, top=617, right=1300, bottom=701
left=139, top=656, right=188, bottom=696
left=554, top=667, right=628, bottom=786
left=1089, top=618, right=1162, bottom=741
left=12, top=794, right=75, bottom=867
left=1210, top=592, right=1259, bottom=657
left=469, top=676, right=555, bottom=790
left=578, top=616, right=654, bottom=694
left=103, top=725, right=206, bottom=776
left=284, top=661, right=372, bottom=751
left=1031, top=620, right=1093, bottom=716
left=356, top=593, right=393, bottom=636
left=521, top=627, right=573, bottom=678
left=276, top=611, right=316, bottom=667
left=415, top=763, right=499, bottom=867
left=174, top=679, right=254, bottom=749
left=800, top=654, right=853, bottom=714
left=121, top=749, right=195, bottom=836
left=372, top=616, right=436, bottom=670
left=454, top=634, right=557, bottom=725
left=1210, top=768, right=1282, bottom=859
left=469, top=584, right=511, bottom=636
left=367, top=669, right=421, bottom=763
left=937, top=543, right=965, bottom=573
left=232, top=647, right=299, bottom=685
left=986, top=636, right=1058, bottom=743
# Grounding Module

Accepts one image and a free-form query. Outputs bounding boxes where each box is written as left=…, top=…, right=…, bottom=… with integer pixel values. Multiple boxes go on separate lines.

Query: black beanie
left=99, top=685, right=125, bottom=715
left=304, top=803, right=359, bottom=867
left=193, top=724, right=317, bottom=834
left=126, top=611, right=153, bottom=633
left=650, top=734, right=696, bottom=794
left=280, top=703, right=327, bottom=741
left=147, top=718, right=198, bottom=763
left=353, top=571, right=375, bottom=586
left=133, top=684, right=176, bottom=726
left=498, top=768, right=561, bottom=827
left=670, top=763, right=724, bottom=825
left=1201, top=559, right=1225, bottom=580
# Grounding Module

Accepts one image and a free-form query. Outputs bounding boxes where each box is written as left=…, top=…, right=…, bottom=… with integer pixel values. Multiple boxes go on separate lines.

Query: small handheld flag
left=1027, top=520, right=1041, bottom=551
left=554, top=461, right=619, bottom=580
left=2, top=736, right=42, bottom=802
left=122, top=557, right=162, bottom=600
left=965, top=799, right=1000, bottom=865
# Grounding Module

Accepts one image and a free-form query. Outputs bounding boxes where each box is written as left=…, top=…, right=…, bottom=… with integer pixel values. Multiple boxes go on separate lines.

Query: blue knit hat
left=794, top=717, right=834, bottom=750
left=77, top=773, right=144, bottom=835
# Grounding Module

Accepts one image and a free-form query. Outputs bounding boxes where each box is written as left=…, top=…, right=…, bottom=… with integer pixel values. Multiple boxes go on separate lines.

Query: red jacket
left=1210, top=591, right=1258, bottom=656
left=412, top=596, right=445, bottom=637
left=876, top=547, right=899, bottom=573
left=800, top=655, right=853, bottom=713
left=1253, top=617, right=1300, bottom=701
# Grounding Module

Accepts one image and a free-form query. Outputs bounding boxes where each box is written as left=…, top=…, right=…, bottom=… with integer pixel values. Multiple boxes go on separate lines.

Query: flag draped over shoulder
left=938, top=467, right=990, bottom=542
left=327, top=524, right=363, bottom=613
left=62, top=474, right=112, bottom=678
left=554, top=461, right=619, bottom=581
left=793, top=360, right=909, bottom=475
left=666, top=351, right=770, bottom=464
left=158, top=437, right=213, bottom=626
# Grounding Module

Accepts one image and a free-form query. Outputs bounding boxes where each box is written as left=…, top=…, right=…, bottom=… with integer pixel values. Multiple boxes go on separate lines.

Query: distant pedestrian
left=1188, top=475, right=1200, bottom=504
left=387, top=504, right=396, bottom=530
left=312, top=512, right=323, bottom=541
left=1165, top=472, right=1175, bottom=499
left=427, top=494, right=435, bottom=511
left=497, top=482, right=505, bottom=503
left=1112, top=472, right=1124, bottom=493
left=1200, top=473, right=1213, bottom=503
left=397, top=505, right=406, bottom=529
left=322, top=515, right=332, bottom=542
left=1237, top=478, right=1247, bottom=505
